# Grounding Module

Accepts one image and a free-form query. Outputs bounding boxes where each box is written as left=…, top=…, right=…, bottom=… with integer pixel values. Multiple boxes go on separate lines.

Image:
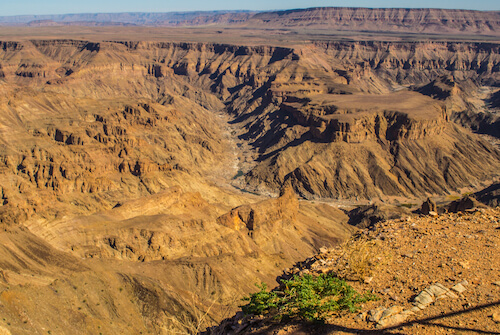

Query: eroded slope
left=0, top=38, right=499, bottom=334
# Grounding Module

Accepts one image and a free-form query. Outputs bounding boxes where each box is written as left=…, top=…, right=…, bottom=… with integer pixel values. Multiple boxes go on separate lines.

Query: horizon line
left=1, top=6, right=500, bottom=19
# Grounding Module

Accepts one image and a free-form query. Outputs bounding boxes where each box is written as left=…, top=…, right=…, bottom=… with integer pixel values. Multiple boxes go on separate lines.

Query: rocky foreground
left=207, top=206, right=500, bottom=334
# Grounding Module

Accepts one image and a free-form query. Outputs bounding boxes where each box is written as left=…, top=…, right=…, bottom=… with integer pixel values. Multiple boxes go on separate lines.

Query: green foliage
left=241, top=273, right=378, bottom=322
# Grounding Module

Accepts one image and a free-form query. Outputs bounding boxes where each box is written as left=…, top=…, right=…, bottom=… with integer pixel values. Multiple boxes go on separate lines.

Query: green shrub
left=241, top=273, right=377, bottom=322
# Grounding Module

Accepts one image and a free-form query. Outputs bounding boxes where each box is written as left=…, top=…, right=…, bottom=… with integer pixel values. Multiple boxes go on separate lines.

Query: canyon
left=0, top=7, right=499, bottom=334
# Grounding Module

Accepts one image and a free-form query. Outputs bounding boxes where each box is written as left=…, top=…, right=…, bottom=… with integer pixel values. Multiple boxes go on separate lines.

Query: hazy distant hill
left=0, top=10, right=255, bottom=26
left=1, top=7, right=500, bottom=36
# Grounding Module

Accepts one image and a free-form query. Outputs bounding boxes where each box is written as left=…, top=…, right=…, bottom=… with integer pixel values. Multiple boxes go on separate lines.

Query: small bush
left=241, top=273, right=377, bottom=322
left=338, top=239, right=381, bottom=281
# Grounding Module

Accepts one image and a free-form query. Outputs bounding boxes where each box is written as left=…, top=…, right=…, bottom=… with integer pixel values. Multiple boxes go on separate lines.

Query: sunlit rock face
left=0, top=19, right=499, bottom=334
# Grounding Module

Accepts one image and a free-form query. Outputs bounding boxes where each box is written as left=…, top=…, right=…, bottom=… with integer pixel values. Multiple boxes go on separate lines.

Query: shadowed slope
left=0, top=38, right=499, bottom=334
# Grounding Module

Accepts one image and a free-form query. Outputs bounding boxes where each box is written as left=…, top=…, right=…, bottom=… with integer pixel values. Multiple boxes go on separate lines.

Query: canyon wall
left=0, top=38, right=499, bottom=333
left=250, top=8, right=500, bottom=35
left=0, top=39, right=499, bottom=214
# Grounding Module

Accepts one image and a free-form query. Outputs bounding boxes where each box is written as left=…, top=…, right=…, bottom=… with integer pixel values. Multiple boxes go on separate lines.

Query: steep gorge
left=219, top=41, right=500, bottom=198
left=1, top=40, right=499, bottom=213
left=0, top=37, right=499, bottom=333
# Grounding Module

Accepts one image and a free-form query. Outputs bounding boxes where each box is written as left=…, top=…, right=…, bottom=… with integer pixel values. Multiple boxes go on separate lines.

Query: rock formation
left=475, top=183, right=500, bottom=207
left=248, top=8, right=500, bottom=36
left=347, top=204, right=410, bottom=229
left=447, top=195, right=487, bottom=213
left=0, top=14, right=499, bottom=333
left=420, top=198, right=437, bottom=215
left=1, top=39, right=498, bottom=217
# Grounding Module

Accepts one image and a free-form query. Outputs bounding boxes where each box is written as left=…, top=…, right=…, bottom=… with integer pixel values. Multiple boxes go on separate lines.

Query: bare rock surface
left=447, top=195, right=488, bottom=213
left=248, top=8, right=500, bottom=36
left=420, top=198, right=437, bottom=215
left=0, top=39, right=498, bottom=222
left=208, top=207, right=500, bottom=334
left=0, top=23, right=499, bottom=334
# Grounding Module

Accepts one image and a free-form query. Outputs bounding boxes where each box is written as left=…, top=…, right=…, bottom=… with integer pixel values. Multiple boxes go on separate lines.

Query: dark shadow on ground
left=206, top=300, right=500, bottom=335
left=313, top=300, right=500, bottom=334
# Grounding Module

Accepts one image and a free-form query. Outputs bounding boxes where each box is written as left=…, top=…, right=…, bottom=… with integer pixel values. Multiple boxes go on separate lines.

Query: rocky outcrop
left=281, top=97, right=447, bottom=143
left=347, top=204, right=410, bottom=229
left=420, top=198, right=437, bottom=215
left=447, top=195, right=487, bottom=213
left=475, top=182, right=500, bottom=207
left=242, top=111, right=500, bottom=199
left=217, top=187, right=298, bottom=232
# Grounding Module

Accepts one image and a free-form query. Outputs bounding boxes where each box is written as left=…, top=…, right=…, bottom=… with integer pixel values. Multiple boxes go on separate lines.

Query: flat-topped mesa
left=249, top=8, right=500, bottom=36
left=281, top=91, right=446, bottom=143
left=238, top=86, right=499, bottom=199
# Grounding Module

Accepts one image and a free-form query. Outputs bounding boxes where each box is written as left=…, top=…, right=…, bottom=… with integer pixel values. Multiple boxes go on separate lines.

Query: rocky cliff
left=1, top=39, right=499, bottom=213
left=219, top=41, right=500, bottom=198
left=249, top=8, right=500, bottom=36
left=0, top=37, right=499, bottom=334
